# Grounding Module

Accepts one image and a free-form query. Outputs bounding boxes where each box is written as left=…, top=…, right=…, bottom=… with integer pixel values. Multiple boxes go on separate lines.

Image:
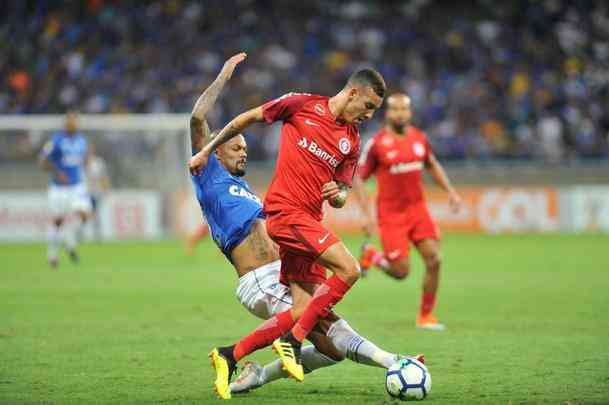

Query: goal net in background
left=0, top=114, right=204, bottom=241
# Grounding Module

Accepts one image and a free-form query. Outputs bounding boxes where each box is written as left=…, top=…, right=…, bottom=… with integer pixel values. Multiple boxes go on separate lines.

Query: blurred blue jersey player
left=187, top=52, right=415, bottom=400
left=39, top=111, right=92, bottom=268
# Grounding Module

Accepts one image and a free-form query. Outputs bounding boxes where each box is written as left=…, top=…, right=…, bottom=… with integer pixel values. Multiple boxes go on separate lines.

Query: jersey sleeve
left=262, top=92, right=313, bottom=124
left=356, top=137, right=378, bottom=181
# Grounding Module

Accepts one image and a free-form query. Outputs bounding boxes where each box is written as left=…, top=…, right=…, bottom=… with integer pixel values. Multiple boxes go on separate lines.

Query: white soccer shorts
left=48, top=183, right=92, bottom=218
left=235, top=260, right=293, bottom=320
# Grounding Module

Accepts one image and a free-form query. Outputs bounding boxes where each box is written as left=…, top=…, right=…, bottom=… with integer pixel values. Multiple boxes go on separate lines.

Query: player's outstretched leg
left=232, top=319, right=427, bottom=394
left=209, top=309, right=297, bottom=396
left=209, top=346, right=238, bottom=400
left=275, top=242, right=359, bottom=381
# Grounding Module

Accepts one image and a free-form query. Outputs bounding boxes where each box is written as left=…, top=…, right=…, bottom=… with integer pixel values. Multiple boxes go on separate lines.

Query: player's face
left=385, top=95, right=412, bottom=131
left=65, top=113, right=79, bottom=134
left=342, top=86, right=384, bottom=125
left=217, top=135, right=247, bottom=177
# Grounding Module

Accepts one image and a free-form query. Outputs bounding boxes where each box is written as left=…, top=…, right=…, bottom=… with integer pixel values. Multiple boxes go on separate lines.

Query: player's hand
left=220, top=52, right=247, bottom=81
left=189, top=148, right=210, bottom=176
left=449, top=190, right=462, bottom=213
left=321, top=181, right=341, bottom=201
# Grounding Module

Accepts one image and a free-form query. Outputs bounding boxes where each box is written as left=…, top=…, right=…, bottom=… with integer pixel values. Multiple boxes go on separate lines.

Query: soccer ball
left=385, top=358, right=431, bottom=401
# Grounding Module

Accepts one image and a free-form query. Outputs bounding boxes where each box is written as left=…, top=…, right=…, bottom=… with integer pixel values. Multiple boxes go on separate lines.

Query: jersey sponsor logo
left=305, top=119, right=321, bottom=127
left=386, top=150, right=398, bottom=160
left=389, top=161, right=424, bottom=174
left=297, top=137, right=339, bottom=168
left=413, top=142, right=426, bottom=157
left=228, top=185, right=262, bottom=204
left=338, top=138, right=351, bottom=155
left=314, top=103, right=326, bottom=116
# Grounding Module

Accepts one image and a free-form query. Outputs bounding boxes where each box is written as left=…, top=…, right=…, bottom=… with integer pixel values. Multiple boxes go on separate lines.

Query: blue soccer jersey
left=42, top=131, right=88, bottom=186
left=191, top=153, right=264, bottom=260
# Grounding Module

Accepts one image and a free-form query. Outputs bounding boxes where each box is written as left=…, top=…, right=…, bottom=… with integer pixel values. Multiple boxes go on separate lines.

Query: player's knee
left=389, top=261, right=410, bottom=280
left=343, top=260, right=361, bottom=285
left=424, top=252, right=441, bottom=273
left=333, top=257, right=360, bottom=285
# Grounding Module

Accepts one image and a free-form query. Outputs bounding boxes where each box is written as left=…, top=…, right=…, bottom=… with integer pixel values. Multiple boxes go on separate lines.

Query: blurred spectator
left=1, top=0, right=608, bottom=162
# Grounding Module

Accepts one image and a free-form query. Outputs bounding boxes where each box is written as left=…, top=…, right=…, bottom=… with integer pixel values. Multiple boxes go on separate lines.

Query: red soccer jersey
left=357, top=126, right=432, bottom=218
left=262, top=92, right=361, bottom=221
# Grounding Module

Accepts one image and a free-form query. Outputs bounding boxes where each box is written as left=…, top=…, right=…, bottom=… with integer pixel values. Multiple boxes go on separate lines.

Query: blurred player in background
left=353, top=94, right=462, bottom=331
left=189, top=53, right=416, bottom=399
left=185, top=223, right=209, bottom=255
left=39, top=111, right=91, bottom=268
left=86, top=143, right=110, bottom=240
left=190, top=66, right=386, bottom=384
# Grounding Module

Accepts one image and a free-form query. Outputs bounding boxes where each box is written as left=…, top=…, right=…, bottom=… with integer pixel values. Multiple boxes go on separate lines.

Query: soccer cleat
left=229, top=361, right=263, bottom=394
left=209, top=347, right=237, bottom=400
left=416, top=314, right=446, bottom=331
left=49, top=258, right=58, bottom=269
left=272, top=334, right=304, bottom=382
left=359, top=243, right=376, bottom=276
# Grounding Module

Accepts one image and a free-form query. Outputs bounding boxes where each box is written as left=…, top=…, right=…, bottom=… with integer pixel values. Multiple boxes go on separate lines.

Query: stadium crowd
left=2, top=0, right=609, bottom=161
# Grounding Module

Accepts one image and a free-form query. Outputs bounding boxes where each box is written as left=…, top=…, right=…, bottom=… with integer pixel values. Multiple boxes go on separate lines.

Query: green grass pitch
left=1, top=233, right=609, bottom=404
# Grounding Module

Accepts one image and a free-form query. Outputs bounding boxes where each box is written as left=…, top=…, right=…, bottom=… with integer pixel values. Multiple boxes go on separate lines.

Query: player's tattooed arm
left=189, top=117, right=211, bottom=153
left=190, top=52, right=247, bottom=153
left=322, top=181, right=349, bottom=208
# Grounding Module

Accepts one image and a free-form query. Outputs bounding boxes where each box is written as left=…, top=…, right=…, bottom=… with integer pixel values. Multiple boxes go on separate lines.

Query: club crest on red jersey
left=339, top=138, right=351, bottom=154
left=314, top=103, right=325, bottom=116
left=381, top=136, right=394, bottom=146
left=413, top=142, right=426, bottom=157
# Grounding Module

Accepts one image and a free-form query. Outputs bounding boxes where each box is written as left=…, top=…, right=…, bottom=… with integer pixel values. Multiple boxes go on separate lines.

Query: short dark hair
left=347, top=68, right=386, bottom=98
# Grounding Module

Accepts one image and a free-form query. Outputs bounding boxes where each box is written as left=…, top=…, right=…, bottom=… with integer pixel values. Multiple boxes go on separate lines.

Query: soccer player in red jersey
left=353, top=93, right=462, bottom=331
left=189, top=69, right=386, bottom=387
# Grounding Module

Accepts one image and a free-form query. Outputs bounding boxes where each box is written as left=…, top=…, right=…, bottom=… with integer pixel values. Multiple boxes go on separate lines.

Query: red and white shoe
left=359, top=243, right=377, bottom=277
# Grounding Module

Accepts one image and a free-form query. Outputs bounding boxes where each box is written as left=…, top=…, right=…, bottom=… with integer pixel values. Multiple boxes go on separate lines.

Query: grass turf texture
left=1, top=234, right=608, bottom=404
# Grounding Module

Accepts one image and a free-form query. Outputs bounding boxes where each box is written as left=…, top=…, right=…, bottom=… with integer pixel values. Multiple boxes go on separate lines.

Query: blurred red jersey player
left=353, top=93, right=462, bottom=331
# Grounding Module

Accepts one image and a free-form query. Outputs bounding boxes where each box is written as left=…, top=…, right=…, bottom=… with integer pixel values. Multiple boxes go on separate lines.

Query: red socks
left=292, top=275, right=352, bottom=342
left=233, top=310, right=295, bottom=361
left=420, top=292, right=436, bottom=317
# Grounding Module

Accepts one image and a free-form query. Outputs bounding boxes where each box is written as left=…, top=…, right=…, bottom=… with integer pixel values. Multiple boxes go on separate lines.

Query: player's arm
left=352, top=139, right=378, bottom=235
left=38, top=141, right=68, bottom=184
left=351, top=176, right=377, bottom=235
left=189, top=106, right=264, bottom=175
left=426, top=152, right=462, bottom=212
left=190, top=52, right=247, bottom=154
